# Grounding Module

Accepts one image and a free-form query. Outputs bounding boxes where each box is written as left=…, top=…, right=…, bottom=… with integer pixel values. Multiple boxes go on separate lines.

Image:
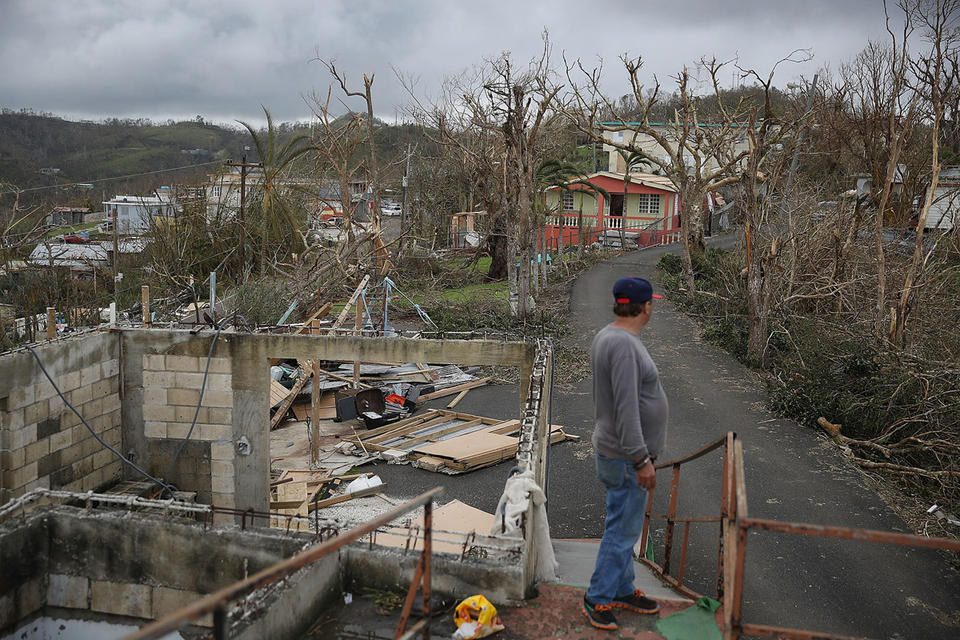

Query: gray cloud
left=0, top=0, right=892, bottom=126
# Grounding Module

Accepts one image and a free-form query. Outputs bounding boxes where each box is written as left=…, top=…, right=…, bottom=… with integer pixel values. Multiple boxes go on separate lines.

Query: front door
left=610, top=194, right=624, bottom=217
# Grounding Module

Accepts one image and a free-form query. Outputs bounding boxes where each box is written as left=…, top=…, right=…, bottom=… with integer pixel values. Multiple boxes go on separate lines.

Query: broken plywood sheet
left=413, top=431, right=518, bottom=460
left=270, top=379, right=289, bottom=408
left=376, top=500, right=495, bottom=555
left=291, top=390, right=337, bottom=421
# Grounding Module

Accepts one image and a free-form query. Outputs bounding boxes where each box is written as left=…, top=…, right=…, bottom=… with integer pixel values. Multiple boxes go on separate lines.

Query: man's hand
left=635, top=460, right=656, bottom=490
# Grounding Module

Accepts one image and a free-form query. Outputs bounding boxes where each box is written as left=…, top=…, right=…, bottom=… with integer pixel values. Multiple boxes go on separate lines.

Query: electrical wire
left=23, top=345, right=176, bottom=494
left=162, top=328, right=222, bottom=494
left=0, top=160, right=224, bottom=196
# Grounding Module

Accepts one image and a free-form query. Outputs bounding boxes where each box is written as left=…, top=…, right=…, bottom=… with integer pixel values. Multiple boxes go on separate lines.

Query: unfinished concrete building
left=1, top=327, right=555, bottom=638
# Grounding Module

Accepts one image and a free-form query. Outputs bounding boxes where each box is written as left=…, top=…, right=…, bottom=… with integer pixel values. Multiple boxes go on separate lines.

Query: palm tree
left=238, top=107, right=314, bottom=276
left=615, top=150, right=654, bottom=249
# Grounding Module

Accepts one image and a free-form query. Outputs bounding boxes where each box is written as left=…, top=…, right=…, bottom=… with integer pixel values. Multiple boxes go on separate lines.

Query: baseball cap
left=613, top=277, right=663, bottom=303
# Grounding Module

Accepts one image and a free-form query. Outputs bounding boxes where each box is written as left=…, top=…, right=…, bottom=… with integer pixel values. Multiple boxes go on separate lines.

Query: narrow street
left=368, top=238, right=959, bottom=638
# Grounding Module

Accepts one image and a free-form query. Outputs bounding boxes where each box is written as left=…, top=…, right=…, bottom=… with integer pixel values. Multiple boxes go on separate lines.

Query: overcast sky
left=0, top=0, right=894, bottom=128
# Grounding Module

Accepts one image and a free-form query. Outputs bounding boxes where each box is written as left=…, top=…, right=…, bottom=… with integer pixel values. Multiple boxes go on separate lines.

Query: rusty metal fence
left=640, top=432, right=960, bottom=640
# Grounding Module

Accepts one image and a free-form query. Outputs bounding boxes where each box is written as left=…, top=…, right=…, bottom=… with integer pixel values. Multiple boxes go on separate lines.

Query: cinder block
left=7, top=385, right=35, bottom=410
left=90, top=378, right=112, bottom=400
left=81, top=398, right=103, bottom=421
left=103, top=427, right=121, bottom=448
left=34, top=380, right=57, bottom=403
left=143, top=387, right=167, bottom=405
left=16, top=576, right=45, bottom=618
left=210, top=442, right=234, bottom=461
left=60, top=409, right=81, bottom=429
left=3, top=447, right=25, bottom=470
left=58, top=370, right=81, bottom=392
left=47, top=573, right=89, bottom=609
left=92, top=448, right=113, bottom=469
left=73, top=455, right=95, bottom=478
left=173, top=405, right=206, bottom=424
left=204, top=374, right=232, bottom=392
left=101, top=359, right=120, bottom=378
left=24, top=400, right=50, bottom=426
left=49, top=428, right=72, bottom=453
left=210, top=460, right=235, bottom=478
left=60, top=442, right=86, bottom=466
left=166, top=422, right=192, bottom=439
left=70, top=384, right=92, bottom=406
left=152, top=587, right=212, bottom=627
left=207, top=407, right=232, bottom=424
left=166, top=355, right=201, bottom=372
left=208, top=357, right=232, bottom=374
left=102, top=393, right=121, bottom=413
left=167, top=388, right=200, bottom=407
left=26, top=475, right=50, bottom=491
left=47, top=393, right=66, bottom=415
left=142, top=371, right=175, bottom=388
left=142, top=404, right=175, bottom=422
left=203, top=391, right=233, bottom=408
left=144, top=422, right=167, bottom=438
left=200, top=423, right=232, bottom=441
left=175, top=372, right=205, bottom=388
left=79, top=363, right=101, bottom=388
left=91, top=581, right=152, bottom=619
left=211, top=475, right=234, bottom=493
left=4, top=408, right=25, bottom=430
left=11, top=423, right=38, bottom=450
left=142, top=354, right=166, bottom=371
left=24, top=438, right=50, bottom=464
left=211, top=491, right=236, bottom=509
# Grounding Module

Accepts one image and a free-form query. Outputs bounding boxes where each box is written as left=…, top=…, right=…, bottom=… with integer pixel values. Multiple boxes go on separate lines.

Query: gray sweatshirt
left=590, top=325, right=668, bottom=461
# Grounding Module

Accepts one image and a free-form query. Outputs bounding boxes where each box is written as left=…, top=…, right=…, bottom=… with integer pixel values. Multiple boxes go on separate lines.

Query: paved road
left=371, top=238, right=960, bottom=638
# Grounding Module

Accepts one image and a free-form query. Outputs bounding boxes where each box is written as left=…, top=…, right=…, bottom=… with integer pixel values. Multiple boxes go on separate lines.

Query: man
left=582, top=276, right=668, bottom=631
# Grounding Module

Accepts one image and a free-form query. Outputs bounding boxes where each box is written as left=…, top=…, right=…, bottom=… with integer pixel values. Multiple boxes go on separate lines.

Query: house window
left=212, top=185, right=222, bottom=198
left=561, top=191, right=574, bottom=210
left=637, top=193, right=660, bottom=215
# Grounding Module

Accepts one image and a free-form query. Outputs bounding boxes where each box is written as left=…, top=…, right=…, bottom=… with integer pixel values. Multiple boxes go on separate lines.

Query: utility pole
left=112, top=205, right=120, bottom=312
left=401, top=143, right=411, bottom=231
left=226, top=155, right=262, bottom=281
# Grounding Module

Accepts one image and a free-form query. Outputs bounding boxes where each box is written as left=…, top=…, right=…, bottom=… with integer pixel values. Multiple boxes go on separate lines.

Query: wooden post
left=141, top=285, right=151, bottom=327
left=311, top=361, right=321, bottom=466
left=353, top=297, right=363, bottom=387
left=46, top=307, right=56, bottom=340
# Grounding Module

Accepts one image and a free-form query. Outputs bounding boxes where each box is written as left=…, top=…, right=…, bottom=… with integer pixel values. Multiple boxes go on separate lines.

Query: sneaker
left=582, top=596, right=617, bottom=630
left=612, top=589, right=660, bottom=614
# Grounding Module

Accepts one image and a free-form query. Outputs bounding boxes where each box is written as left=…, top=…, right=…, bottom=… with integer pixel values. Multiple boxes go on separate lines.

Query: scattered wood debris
left=376, top=499, right=494, bottom=555
left=268, top=469, right=388, bottom=530
left=344, top=409, right=576, bottom=474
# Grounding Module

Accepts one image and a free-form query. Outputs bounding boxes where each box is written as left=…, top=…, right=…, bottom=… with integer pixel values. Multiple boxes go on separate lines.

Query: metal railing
left=123, top=487, right=443, bottom=640
left=639, top=433, right=960, bottom=640
left=639, top=432, right=735, bottom=600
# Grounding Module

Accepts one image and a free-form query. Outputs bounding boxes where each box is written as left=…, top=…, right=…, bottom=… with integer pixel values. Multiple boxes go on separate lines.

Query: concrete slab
left=550, top=539, right=690, bottom=603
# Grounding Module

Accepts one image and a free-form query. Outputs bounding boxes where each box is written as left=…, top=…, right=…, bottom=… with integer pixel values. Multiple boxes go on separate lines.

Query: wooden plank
left=270, top=367, right=310, bottom=429
left=415, top=456, right=447, bottom=472
left=329, top=275, right=371, bottom=332
left=446, top=389, right=469, bottom=409
left=418, top=378, right=490, bottom=402
left=413, top=431, right=518, bottom=460
left=382, top=418, right=486, bottom=451
left=269, top=379, right=290, bottom=408
left=376, top=500, right=494, bottom=554
left=319, top=367, right=373, bottom=390
left=310, top=483, right=387, bottom=511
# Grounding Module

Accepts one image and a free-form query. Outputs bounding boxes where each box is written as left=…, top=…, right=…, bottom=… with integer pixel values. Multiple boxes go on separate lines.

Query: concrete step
left=550, top=538, right=691, bottom=603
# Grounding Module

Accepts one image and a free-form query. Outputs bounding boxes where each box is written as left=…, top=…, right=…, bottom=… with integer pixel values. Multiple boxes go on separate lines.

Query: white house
left=103, top=194, right=175, bottom=234
left=600, top=122, right=754, bottom=175
left=925, top=167, right=960, bottom=230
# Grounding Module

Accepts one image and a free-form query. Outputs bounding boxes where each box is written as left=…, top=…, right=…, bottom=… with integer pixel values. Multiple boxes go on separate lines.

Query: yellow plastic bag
left=453, top=594, right=505, bottom=639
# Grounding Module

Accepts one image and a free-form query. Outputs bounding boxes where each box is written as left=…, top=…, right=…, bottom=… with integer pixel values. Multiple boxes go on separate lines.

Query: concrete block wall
left=0, top=333, right=122, bottom=504
left=140, top=353, right=233, bottom=509
left=121, top=329, right=270, bottom=523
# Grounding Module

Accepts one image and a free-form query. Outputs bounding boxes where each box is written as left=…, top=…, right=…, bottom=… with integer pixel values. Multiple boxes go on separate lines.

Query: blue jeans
left=586, top=454, right=648, bottom=605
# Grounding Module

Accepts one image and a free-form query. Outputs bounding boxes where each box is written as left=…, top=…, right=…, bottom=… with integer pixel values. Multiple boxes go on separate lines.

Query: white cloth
left=490, top=470, right=558, bottom=582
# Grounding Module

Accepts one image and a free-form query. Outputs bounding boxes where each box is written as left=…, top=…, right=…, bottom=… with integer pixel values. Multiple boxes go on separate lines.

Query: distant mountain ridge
left=0, top=110, right=253, bottom=197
